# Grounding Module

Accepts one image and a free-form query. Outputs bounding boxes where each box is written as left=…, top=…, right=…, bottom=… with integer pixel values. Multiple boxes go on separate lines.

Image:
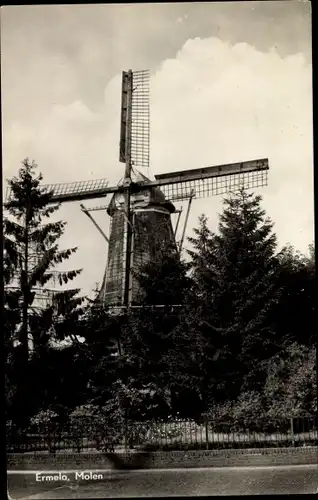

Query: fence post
left=205, top=418, right=209, bottom=450
left=290, top=418, right=295, bottom=446
left=124, top=410, right=128, bottom=452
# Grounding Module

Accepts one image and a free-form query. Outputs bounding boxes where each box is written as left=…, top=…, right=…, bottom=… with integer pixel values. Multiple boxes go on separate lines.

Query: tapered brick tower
left=98, top=172, right=176, bottom=305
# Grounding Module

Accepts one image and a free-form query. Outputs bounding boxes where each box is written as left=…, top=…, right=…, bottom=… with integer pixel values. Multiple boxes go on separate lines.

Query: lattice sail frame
left=5, top=178, right=110, bottom=204
left=154, top=159, right=269, bottom=201
left=131, top=70, right=150, bottom=171
left=159, top=169, right=268, bottom=201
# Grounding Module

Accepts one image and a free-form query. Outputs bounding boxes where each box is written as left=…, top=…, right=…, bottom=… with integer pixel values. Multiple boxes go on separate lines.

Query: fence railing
left=6, top=416, right=318, bottom=454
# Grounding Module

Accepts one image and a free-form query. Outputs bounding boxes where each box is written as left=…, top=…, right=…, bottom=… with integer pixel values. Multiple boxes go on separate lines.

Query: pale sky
left=1, top=2, right=313, bottom=297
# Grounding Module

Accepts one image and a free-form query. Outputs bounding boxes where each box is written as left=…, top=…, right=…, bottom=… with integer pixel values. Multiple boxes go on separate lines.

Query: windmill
left=5, top=69, right=269, bottom=308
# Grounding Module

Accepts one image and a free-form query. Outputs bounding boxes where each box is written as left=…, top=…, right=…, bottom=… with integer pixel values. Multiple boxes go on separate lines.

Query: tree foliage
left=4, top=162, right=315, bottom=428
left=4, top=159, right=85, bottom=424
left=274, top=243, right=315, bottom=347
left=118, top=242, right=205, bottom=419
left=262, top=342, right=317, bottom=417
left=186, top=188, right=283, bottom=407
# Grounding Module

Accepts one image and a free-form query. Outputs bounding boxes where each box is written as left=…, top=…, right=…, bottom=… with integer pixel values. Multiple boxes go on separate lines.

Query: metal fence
left=6, top=416, right=318, bottom=454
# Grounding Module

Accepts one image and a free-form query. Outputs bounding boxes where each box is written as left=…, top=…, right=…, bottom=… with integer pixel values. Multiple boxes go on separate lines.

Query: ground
left=8, top=465, right=318, bottom=498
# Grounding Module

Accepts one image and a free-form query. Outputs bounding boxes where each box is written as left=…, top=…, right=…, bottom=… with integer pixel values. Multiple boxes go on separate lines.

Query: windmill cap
left=108, top=170, right=175, bottom=215
left=132, top=170, right=175, bottom=212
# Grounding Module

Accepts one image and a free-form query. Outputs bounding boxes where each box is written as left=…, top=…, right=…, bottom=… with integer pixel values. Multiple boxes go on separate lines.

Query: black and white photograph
left=2, top=1, right=316, bottom=498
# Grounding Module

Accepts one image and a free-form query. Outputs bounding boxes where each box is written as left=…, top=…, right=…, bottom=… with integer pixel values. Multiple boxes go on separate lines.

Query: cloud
left=151, top=37, right=313, bottom=256
left=2, top=36, right=313, bottom=296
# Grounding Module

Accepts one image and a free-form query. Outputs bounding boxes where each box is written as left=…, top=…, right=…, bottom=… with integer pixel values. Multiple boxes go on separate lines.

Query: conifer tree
left=187, top=188, right=282, bottom=406
left=4, top=159, right=85, bottom=423
left=4, top=158, right=84, bottom=359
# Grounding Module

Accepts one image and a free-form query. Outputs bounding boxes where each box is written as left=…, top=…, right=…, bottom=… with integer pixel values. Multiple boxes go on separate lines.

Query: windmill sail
left=119, top=69, right=150, bottom=171
left=154, top=158, right=269, bottom=200
left=5, top=178, right=112, bottom=204
left=131, top=70, right=150, bottom=171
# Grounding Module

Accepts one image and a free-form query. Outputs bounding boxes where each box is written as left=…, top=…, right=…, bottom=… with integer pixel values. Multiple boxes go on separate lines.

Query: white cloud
left=151, top=37, right=313, bottom=258
left=2, top=36, right=313, bottom=296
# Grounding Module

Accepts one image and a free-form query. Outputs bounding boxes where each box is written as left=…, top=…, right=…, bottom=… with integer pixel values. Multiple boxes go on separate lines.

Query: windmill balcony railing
left=6, top=416, right=317, bottom=454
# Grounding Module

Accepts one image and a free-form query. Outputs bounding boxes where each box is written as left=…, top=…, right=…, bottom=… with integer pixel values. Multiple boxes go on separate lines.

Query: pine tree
left=4, top=159, right=85, bottom=424
left=187, top=188, right=282, bottom=406
left=4, top=158, right=85, bottom=358
left=187, top=214, right=219, bottom=301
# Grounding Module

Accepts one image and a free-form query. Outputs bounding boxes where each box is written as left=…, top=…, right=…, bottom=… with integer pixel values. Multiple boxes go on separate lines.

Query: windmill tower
left=5, top=69, right=269, bottom=308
